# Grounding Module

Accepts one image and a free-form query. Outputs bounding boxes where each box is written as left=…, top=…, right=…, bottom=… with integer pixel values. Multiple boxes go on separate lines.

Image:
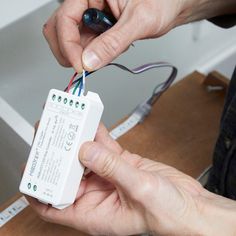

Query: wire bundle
left=64, top=62, right=177, bottom=105
left=65, top=70, right=93, bottom=96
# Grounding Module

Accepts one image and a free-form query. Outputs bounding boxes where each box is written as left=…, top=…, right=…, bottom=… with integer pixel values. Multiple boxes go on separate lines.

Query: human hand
left=43, top=0, right=195, bottom=72
left=43, top=0, right=236, bottom=72
left=26, top=123, right=236, bottom=235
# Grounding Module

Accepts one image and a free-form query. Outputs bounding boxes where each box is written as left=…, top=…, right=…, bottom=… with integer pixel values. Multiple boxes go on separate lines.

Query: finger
left=55, top=0, right=88, bottom=73
left=43, top=12, right=71, bottom=67
left=75, top=179, right=87, bottom=199
left=26, top=180, right=87, bottom=224
left=79, top=141, right=140, bottom=193
left=95, top=124, right=141, bottom=166
left=105, top=0, right=124, bottom=19
left=88, top=0, right=105, bottom=9
left=84, top=123, right=123, bottom=178
left=26, top=195, right=75, bottom=226
left=79, top=26, right=97, bottom=48
left=26, top=196, right=49, bottom=215
left=95, top=123, right=123, bottom=154
left=82, top=12, right=138, bottom=71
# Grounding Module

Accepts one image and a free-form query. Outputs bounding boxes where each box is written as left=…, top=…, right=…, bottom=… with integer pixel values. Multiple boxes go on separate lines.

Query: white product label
left=23, top=92, right=88, bottom=201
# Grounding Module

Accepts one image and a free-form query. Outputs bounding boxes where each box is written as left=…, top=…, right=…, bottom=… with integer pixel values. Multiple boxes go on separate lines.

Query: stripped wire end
left=78, top=69, right=86, bottom=96
left=66, top=70, right=88, bottom=96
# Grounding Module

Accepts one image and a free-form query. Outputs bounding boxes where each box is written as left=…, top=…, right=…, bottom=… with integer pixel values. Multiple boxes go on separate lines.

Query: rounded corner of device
left=49, top=88, right=57, bottom=94
left=19, top=184, right=26, bottom=195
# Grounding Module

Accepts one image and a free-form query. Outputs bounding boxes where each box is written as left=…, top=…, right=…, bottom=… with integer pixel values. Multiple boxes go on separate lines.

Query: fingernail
left=80, top=142, right=97, bottom=163
left=82, top=50, right=101, bottom=70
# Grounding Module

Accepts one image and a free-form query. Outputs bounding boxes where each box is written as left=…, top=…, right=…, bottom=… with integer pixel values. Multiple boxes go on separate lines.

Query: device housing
left=20, top=89, right=104, bottom=209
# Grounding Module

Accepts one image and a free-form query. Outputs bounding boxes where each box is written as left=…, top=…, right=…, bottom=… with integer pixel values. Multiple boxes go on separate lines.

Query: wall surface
left=0, top=0, right=52, bottom=29
left=0, top=119, right=29, bottom=205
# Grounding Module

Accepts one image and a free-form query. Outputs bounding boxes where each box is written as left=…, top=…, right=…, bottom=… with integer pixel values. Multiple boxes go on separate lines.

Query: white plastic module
left=19, top=89, right=104, bottom=209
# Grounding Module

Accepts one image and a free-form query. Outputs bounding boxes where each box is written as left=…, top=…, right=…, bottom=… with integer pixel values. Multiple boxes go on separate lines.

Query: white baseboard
left=0, top=97, right=33, bottom=146
left=196, top=39, right=236, bottom=77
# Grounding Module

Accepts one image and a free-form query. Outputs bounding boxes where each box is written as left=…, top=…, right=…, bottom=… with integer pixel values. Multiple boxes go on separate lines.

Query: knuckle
left=42, top=22, right=49, bottom=38
left=55, top=9, right=64, bottom=20
left=57, top=58, right=71, bottom=67
left=42, top=16, right=56, bottom=39
left=39, top=210, right=50, bottom=222
left=132, top=1, right=157, bottom=34
left=90, top=0, right=104, bottom=5
left=137, top=9, right=153, bottom=25
left=38, top=208, right=55, bottom=224
left=100, top=153, right=118, bottom=179
left=40, top=215, right=49, bottom=222
left=132, top=174, right=155, bottom=201
left=80, top=141, right=93, bottom=158
left=54, top=10, right=65, bottom=28
left=34, top=121, right=40, bottom=130
left=99, top=33, right=122, bottom=58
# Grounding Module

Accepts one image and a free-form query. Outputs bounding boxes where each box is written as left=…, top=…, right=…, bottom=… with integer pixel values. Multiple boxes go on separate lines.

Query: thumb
left=79, top=141, right=140, bottom=192
left=82, top=18, right=137, bottom=71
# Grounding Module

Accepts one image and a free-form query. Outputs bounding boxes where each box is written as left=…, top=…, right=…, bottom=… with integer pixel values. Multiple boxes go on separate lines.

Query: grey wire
left=65, top=62, right=177, bottom=108
left=105, top=62, right=178, bottom=106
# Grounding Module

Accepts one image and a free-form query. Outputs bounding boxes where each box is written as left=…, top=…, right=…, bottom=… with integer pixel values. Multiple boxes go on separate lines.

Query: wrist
left=193, top=191, right=236, bottom=235
left=176, top=0, right=236, bottom=26
left=147, top=189, right=236, bottom=235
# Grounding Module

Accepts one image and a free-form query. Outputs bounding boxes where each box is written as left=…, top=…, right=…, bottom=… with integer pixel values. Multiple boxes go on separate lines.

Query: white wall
left=0, top=1, right=236, bottom=128
left=0, top=0, right=52, bottom=29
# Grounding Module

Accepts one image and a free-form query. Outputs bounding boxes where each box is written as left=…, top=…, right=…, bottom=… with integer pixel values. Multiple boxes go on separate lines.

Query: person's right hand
left=43, top=0, right=236, bottom=72
left=43, top=0, right=195, bottom=72
left=27, top=123, right=236, bottom=235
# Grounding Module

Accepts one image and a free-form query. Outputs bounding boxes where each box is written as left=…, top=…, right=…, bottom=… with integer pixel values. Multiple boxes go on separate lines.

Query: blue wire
left=78, top=71, right=89, bottom=96
left=78, top=78, right=83, bottom=96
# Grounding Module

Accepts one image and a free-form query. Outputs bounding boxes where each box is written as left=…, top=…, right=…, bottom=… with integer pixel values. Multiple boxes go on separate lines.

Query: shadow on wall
left=0, top=119, right=29, bottom=205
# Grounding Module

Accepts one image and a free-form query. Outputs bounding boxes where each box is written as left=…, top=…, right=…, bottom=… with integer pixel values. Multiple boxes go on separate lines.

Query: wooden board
left=0, top=71, right=228, bottom=236
left=117, top=71, right=228, bottom=178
